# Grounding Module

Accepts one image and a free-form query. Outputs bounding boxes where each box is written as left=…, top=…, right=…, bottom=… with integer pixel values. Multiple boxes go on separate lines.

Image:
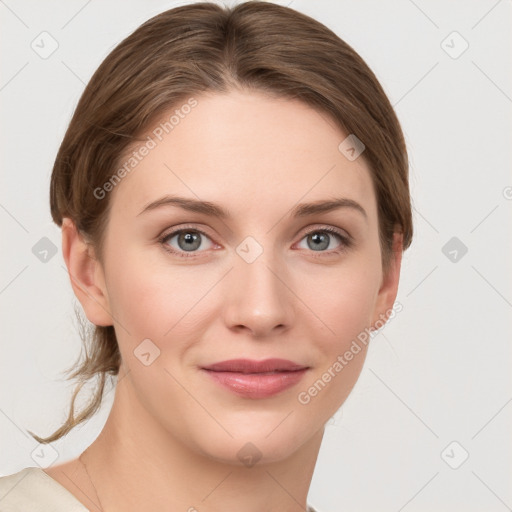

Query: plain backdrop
left=1, top=1, right=511, bottom=511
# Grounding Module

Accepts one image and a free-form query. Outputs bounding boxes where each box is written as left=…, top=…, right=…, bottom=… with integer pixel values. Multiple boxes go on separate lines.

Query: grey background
left=1, top=0, right=511, bottom=510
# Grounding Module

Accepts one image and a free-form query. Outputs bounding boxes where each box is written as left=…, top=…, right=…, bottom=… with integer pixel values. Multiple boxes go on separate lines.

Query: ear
left=370, top=232, right=403, bottom=329
left=61, top=217, right=113, bottom=327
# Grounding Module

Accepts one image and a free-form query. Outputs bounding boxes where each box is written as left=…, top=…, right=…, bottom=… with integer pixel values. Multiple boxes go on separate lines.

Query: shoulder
left=0, top=467, right=88, bottom=511
left=1, top=469, right=322, bottom=512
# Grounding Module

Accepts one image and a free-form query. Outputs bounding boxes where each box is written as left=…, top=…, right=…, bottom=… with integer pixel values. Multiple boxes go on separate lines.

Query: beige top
left=0, top=467, right=319, bottom=511
left=0, top=467, right=88, bottom=511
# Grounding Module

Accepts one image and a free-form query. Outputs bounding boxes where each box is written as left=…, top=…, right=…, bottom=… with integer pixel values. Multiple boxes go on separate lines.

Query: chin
left=189, top=418, right=318, bottom=467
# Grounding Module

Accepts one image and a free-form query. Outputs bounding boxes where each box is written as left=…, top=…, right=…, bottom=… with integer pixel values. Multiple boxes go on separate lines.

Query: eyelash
left=158, top=224, right=352, bottom=259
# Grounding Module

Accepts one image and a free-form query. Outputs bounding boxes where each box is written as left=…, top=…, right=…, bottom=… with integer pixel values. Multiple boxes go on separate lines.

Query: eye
left=158, top=224, right=352, bottom=259
left=159, top=226, right=216, bottom=258
left=296, top=226, right=351, bottom=254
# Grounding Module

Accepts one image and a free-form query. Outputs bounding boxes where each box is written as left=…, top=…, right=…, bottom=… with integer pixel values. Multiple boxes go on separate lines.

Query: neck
left=82, top=365, right=324, bottom=512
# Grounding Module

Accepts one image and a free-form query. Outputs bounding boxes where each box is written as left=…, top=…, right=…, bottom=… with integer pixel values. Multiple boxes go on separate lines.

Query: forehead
left=109, top=89, right=377, bottom=222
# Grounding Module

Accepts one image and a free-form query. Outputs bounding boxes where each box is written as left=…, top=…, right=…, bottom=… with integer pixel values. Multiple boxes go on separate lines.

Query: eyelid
left=297, top=224, right=351, bottom=241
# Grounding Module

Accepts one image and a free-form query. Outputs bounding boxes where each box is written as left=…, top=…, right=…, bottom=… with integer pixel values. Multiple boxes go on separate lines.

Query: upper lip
left=202, top=358, right=308, bottom=373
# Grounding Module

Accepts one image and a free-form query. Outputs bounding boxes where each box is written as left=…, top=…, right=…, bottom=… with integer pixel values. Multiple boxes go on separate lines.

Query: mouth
left=201, top=358, right=308, bottom=373
left=201, top=358, right=309, bottom=399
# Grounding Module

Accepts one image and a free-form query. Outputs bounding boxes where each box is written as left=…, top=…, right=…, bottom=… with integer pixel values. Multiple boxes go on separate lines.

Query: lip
left=201, top=358, right=309, bottom=399
left=202, top=358, right=308, bottom=373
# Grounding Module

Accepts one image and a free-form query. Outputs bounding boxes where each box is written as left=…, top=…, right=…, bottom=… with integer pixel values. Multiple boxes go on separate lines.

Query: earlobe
left=371, top=232, right=403, bottom=329
left=61, top=218, right=113, bottom=327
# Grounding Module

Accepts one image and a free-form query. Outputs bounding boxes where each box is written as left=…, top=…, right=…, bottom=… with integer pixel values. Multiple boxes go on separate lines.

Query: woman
left=0, top=1, right=412, bottom=510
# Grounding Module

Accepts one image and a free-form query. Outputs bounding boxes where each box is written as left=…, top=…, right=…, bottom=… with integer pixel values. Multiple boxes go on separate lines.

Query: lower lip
left=202, top=369, right=308, bottom=399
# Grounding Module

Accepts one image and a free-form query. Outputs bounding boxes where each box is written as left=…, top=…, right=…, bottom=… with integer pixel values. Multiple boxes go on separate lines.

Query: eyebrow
left=137, top=195, right=367, bottom=220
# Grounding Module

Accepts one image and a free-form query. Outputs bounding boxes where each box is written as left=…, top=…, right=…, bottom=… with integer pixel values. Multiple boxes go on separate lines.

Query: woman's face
left=82, top=89, right=400, bottom=464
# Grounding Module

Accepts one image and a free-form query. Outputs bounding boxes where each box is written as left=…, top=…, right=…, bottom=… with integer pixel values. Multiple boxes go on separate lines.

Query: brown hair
left=29, top=1, right=412, bottom=443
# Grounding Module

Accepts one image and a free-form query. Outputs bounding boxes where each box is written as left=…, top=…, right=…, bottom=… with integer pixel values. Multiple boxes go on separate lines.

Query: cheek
left=104, top=246, right=204, bottom=338
left=106, top=263, right=165, bottom=335
left=293, top=267, right=379, bottom=421
left=103, top=250, right=227, bottom=383
left=106, top=238, right=381, bottom=353
left=299, top=260, right=380, bottom=345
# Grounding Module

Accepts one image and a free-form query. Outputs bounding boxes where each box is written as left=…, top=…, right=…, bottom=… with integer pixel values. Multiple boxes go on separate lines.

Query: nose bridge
left=224, top=236, right=293, bottom=335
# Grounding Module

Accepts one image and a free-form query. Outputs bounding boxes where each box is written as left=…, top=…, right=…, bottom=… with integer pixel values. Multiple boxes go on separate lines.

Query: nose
left=222, top=249, right=295, bottom=338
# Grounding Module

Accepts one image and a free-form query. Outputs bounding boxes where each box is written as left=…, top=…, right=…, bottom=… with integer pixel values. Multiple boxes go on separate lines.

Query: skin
left=44, top=89, right=402, bottom=512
